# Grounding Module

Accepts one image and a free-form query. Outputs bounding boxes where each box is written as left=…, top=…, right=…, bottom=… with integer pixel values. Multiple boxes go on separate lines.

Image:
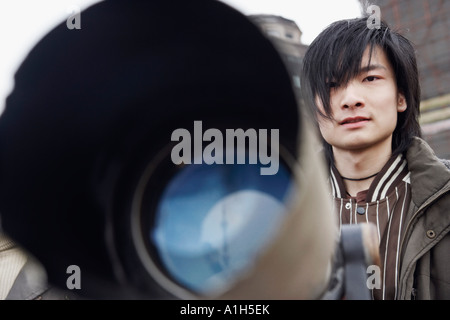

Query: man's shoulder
left=406, top=137, right=450, bottom=202
left=407, top=137, right=450, bottom=167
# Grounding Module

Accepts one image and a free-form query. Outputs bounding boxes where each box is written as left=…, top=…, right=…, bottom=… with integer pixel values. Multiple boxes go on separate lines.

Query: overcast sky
left=221, top=0, right=362, bottom=44
left=0, top=0, right=362, bottom=114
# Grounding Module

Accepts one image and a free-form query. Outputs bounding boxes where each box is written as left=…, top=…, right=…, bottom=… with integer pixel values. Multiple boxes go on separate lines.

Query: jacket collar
left=406, top=137, right=450, bottom=208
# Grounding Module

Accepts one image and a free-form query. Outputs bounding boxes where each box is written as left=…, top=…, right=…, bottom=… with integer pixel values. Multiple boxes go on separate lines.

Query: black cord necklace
left=341, top=172, right=379, bottom=181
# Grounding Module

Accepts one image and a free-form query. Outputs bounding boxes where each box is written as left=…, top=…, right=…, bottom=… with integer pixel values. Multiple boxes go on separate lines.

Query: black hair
left=302, top=16, right=422, bottom=165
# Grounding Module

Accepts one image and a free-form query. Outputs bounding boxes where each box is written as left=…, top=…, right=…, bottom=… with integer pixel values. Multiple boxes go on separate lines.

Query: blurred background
left=0, top=0, right=448, bottom=158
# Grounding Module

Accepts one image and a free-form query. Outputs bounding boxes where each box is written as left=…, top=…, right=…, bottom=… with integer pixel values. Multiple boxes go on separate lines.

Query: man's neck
left=332, top=142, right=392, bottom=197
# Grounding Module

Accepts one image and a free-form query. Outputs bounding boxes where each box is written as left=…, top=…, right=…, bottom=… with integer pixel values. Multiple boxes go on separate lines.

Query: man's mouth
left=340, top=117, right=370, bottom=125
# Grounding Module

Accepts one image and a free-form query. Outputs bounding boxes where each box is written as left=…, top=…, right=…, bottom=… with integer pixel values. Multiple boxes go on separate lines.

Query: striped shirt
left=329, top=153, right=411, bottom=300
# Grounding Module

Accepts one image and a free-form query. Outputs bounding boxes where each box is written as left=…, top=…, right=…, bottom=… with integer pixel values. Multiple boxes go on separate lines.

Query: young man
left=302, top=17, right=450, bottom=300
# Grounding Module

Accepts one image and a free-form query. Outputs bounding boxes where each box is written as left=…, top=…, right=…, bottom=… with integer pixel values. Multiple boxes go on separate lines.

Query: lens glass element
left=152, top=161, right=294, bottom=295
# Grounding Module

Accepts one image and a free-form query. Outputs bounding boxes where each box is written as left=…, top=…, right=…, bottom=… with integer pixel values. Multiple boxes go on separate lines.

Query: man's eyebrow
left=359, top=64, right=388, bottom=73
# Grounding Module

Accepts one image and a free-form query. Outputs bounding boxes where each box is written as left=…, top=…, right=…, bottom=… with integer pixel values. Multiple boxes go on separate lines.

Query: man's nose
left=338, top=82, right=365, bottom=109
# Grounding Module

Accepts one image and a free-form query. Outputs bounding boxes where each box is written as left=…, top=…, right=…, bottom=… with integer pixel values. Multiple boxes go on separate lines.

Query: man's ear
left=397, top=93, right=407, bottom=112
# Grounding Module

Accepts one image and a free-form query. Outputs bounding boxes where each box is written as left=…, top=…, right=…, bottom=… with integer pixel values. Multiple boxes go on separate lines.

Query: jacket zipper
left=397, top=187, right=450, bottom=299
left=399, top=186, right=450, bottom=256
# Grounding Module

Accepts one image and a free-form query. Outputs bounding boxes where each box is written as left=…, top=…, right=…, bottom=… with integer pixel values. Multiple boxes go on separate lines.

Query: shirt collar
left=330, top=153, right=409, bottom=203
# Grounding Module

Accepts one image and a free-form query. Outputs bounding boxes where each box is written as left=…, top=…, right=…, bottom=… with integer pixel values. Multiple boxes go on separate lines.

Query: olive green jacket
left=398, top=137, right=450, bottom=300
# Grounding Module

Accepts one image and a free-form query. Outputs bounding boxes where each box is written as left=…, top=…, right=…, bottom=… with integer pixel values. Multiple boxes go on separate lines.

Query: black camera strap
left=340, top=225, right=373, bottom=300
left=321, top=224, right=374, bottom=300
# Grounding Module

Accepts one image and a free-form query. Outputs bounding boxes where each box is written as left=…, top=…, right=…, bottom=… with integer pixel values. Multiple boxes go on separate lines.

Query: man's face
left=316, top=46, right=407, bottom=154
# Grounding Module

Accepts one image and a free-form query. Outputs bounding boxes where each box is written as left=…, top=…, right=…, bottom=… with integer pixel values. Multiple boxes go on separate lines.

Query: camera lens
left=129, top=145, right=296, bottom=297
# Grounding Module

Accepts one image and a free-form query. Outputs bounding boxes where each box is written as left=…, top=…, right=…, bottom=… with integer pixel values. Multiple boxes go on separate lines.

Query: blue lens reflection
left=152, top=162, right=294, bottom=294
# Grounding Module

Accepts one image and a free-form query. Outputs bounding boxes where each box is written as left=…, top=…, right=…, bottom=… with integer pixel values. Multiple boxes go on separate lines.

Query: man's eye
left=364, top=76, right=379, bottom=82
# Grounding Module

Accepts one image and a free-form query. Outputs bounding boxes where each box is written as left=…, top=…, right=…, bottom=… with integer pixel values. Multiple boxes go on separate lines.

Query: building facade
left=248, top=14, right=308, bottom=107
